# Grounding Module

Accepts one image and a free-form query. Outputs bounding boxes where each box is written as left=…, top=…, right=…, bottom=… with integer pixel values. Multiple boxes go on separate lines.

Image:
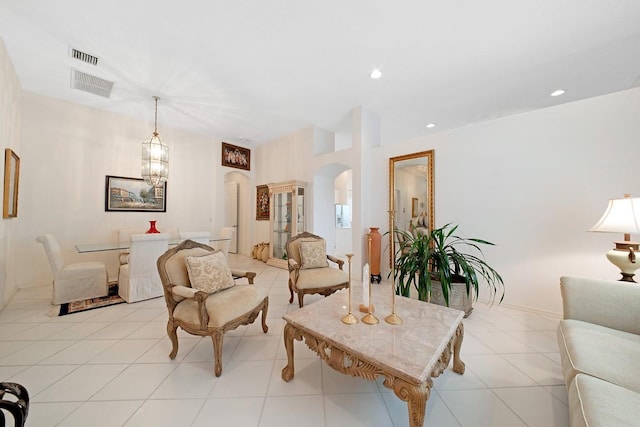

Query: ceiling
left=1, top=1, right=639, bottom=146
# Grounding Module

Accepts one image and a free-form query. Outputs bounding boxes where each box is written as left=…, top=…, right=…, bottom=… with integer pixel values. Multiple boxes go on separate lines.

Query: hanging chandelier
left=141, top=96, right=169, bottom=187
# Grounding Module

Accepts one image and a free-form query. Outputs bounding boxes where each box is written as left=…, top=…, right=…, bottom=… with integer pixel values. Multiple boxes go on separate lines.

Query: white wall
left=16, top=92, right=233, bottom=288
left=371, top=87, right=640, bottom=316
left=253, top=126, right=315, bottom=244
left=0, top=36, right=22, bottom=309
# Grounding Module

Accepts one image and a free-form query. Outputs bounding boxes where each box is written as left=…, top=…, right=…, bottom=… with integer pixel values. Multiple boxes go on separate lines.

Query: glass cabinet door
left=267, top=181, right=307, bottom=268
left=272, top=192, right=291, bottom=260
left=296, top=188, right=304, bottom=233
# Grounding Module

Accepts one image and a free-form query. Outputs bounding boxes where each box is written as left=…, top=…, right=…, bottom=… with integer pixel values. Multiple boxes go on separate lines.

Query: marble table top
left=283, top=282, right=465, bottom=384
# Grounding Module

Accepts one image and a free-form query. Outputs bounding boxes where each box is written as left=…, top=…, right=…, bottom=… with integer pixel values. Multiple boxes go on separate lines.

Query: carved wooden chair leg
left=212, top=332, right=224, bottom=377
left=261, top=300, right=269, bottom=333
left=167, top=322, right=179, bottom=359
left=288, top=279, right=294, bottom=304
left=297, top=291, right=305, bottom=308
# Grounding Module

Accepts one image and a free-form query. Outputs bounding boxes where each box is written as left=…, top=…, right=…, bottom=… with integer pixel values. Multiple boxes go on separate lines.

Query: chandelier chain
left=153, top=96, right=160, bottom=136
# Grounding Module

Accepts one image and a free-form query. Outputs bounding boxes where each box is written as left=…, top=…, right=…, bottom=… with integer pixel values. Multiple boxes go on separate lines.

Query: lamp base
left=606, top=246, right=639, bottom=283
left=619, top=272, right=637, bottom=283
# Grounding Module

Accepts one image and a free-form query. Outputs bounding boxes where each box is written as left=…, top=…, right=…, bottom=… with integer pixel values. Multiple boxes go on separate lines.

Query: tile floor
left=0, top=254, right=569, bottom=426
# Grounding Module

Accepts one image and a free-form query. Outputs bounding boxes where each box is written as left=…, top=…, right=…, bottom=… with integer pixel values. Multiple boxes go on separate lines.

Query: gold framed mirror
left=389, top=150, right=434, bottom=261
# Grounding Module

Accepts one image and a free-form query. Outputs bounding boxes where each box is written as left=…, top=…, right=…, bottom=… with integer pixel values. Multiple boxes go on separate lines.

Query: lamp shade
left=141, top=96, right=168, bottom=187
left=589, top=197, right=640, bottom=234
left=141, top=133, right=168, bottom=186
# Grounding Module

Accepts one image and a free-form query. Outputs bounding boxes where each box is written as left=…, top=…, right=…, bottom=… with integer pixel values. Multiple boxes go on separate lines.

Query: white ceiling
left=1, top=0, right=639, bottom=146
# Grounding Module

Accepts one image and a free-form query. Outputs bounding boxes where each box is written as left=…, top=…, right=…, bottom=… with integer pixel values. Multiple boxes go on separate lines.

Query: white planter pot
left=410, top=281, right=473, bottom=317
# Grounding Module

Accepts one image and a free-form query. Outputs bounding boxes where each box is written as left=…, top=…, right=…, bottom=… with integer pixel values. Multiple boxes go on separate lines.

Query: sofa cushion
left=568, top=374, right=640, bottom=427
left=558, top=319, right=640, bottom=394
left=299, top=240, right=329, bottom=269
left=173, top=285, right=267, bottom=328
left=164, top=247, right=212, bottom=289
left=291, top=267, right=348, bottom=290
left=184, top=251, right=235, bottom=294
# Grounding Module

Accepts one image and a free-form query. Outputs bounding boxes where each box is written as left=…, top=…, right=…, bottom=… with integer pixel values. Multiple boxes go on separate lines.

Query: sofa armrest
left=231, top=269, right=256, bottom=284
left=327, top=255, right=345, bottom=270
left=288, top=258, right=299, bottom=271
left=560, top=276, right=640, bottom=335
left=171, top=285, right=198, bottom=299
left=119, top=252, right=130, bottom=265
left=170, top=285, right=209, bottom=328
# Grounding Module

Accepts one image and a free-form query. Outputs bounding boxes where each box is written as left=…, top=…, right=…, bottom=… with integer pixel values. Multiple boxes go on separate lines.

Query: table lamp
left=589, top=194, right=640, bottom=282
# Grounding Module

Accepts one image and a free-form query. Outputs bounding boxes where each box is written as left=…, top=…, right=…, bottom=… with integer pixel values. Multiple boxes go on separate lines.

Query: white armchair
left=36, top=234, right=108, bottom=305
left=118, top=233, right=170, bottom=303
left=179, top=231, right=211, bottom=245
left=214, top=226, right=235, bottom=257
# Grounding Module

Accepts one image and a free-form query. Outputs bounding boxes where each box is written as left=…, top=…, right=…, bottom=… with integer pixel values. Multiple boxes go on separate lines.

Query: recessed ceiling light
left=370, top=69, right=382, bottom=79
left=426, top=123, right=436, bottom=128
left=550, top=89, right=566, bottom=97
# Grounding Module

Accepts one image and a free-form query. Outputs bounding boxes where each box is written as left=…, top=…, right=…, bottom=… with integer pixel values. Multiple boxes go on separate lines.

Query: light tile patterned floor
left=0, top=254, right=569, bottom=426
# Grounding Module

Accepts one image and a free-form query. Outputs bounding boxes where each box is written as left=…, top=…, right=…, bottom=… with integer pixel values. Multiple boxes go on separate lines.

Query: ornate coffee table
left=282, top=284, right=465, bottom=427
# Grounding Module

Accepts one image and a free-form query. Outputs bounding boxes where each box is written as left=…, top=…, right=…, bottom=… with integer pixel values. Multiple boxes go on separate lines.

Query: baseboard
left=475, top=296, right=562, bottom=320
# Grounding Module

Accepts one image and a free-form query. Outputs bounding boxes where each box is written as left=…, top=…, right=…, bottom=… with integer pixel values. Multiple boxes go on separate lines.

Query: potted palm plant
left=393, top=223, right=504, bottom=316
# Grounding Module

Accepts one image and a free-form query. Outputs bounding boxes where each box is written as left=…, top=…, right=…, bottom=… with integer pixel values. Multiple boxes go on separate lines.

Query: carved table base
left=282, top=322, right=465, bottom=427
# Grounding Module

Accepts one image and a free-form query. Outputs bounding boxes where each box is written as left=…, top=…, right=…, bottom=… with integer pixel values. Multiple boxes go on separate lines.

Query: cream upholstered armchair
left=36, top=234, right=108, bottom=305
left=286, top=232, right=349, bottom=307
left=157, top=239, right=268, bottom=376
left=118, top=233, right=170, bottom=303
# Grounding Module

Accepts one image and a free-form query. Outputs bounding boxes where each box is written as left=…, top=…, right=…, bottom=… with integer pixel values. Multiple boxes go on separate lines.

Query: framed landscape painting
left=222, top=142, right=250, bottom=171
left=105, top=175, right=167, bottom=212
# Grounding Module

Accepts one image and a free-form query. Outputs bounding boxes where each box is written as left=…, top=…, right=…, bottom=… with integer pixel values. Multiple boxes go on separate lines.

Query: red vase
left=368, top=227, right=382, bottom=283
left=146, top=220, right=160, bottom=234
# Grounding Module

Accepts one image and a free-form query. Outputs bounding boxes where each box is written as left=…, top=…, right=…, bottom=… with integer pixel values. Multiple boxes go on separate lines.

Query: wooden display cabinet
left=267, top=180, right=306, bottom=269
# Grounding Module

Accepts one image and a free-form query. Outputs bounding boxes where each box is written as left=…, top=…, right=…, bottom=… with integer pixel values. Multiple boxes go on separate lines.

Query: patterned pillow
left=299, top=240, right=329, bottom=269
left=184, top=251, right=235, bottom=294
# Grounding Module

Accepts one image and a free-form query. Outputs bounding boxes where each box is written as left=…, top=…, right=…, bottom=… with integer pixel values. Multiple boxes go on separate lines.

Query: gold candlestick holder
left=385, top=209, right=403, bottom=325
left=341, top=254, right=358, bottom=325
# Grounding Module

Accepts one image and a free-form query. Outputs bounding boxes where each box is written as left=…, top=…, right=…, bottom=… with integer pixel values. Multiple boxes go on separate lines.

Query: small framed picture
left=411, top=197, right=418, bottom=218
left=256, top=185, right=270, bottom=220
left=105, top=175, right=167, bottom=212
left=3, top=148, right=20, bottom=218
left=222, top=142, right=250, bottom=171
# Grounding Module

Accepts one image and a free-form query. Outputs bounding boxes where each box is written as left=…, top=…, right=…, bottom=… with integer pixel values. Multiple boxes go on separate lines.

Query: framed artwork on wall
left=105, top=175, right=167, bottom=212
left=3, top=148, right=20, bottom=218
left=256, top=185, right=270, bottom=220
left=222, top=142, right=250, bottom=171
left=411, top=197, right=418, bottom=217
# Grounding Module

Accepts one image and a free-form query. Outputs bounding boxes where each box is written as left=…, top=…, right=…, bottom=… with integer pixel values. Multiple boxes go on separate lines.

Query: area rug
left=58, top=283, right=125, bottom=316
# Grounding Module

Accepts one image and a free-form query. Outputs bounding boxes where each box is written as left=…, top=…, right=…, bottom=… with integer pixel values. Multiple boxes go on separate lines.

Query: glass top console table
left=75, top=237, right=230, bottom=253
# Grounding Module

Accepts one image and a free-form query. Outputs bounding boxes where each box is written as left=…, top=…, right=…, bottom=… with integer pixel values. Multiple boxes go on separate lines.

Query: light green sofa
left=557, top=276, right=640, bottom=426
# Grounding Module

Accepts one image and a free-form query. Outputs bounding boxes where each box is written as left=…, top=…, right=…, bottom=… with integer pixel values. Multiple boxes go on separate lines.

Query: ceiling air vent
left=70, top=48, right=98, bottom=66
left=70, top=69, right=114, bottom=98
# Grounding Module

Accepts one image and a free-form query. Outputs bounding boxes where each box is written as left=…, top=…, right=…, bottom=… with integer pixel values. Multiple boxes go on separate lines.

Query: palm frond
left=392, top=223, right=505, bottom=308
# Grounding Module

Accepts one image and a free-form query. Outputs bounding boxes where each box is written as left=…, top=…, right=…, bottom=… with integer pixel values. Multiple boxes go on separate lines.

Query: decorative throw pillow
left=184, top=251, right=235, bottom=294
left=299, top=240, right=329, bottom=269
